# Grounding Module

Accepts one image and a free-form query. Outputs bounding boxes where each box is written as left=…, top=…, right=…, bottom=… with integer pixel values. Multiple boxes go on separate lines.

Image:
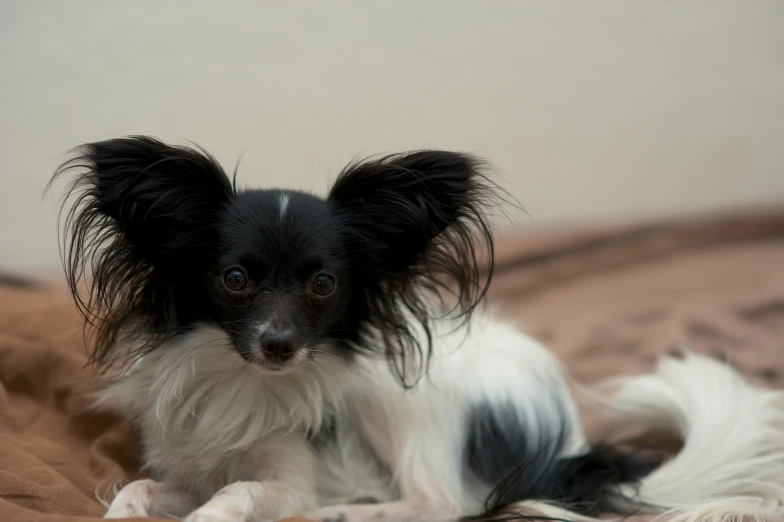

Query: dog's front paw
left=184, top=508, right=258, bottom=522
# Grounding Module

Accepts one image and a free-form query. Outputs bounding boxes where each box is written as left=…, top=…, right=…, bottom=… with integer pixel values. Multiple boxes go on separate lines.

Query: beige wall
left=2, top=1, right=783, bottom=271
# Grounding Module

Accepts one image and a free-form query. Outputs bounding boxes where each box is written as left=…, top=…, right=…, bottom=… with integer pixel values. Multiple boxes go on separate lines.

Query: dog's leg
left=104, top=479, right=197, bottom=519
left=184, top=481, right=308, bottom=522
left=300, top=501, right=461, bottom=522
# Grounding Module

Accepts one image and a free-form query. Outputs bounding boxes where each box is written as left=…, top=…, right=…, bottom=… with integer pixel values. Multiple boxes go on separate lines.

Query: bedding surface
left=1, top=208, right=783, bottom=521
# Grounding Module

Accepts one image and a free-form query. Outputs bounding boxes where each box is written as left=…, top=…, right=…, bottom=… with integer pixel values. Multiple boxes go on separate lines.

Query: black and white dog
left=52, top=136, right=784, bottom=522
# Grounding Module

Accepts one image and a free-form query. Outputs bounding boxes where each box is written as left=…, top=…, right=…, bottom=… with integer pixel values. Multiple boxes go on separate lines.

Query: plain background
left=2, top=1, right=783, bottom=271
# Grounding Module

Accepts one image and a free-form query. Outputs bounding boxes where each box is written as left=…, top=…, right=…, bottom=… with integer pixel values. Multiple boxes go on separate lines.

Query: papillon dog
left=52, top=136, right=784, bottom=522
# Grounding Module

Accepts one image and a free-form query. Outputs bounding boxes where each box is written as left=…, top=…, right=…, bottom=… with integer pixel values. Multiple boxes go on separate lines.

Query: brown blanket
left=2, top=208, right=783, bottom=522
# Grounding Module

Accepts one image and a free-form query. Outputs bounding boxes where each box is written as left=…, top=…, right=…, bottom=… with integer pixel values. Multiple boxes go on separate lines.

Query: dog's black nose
left=260, top=332, right=297, bottom=362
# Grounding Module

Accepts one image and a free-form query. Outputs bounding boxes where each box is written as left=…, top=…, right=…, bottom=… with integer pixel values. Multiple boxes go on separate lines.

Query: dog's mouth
left=255, top=360, right=299, bottom=375
left=246, top=347, right=311, bottom=376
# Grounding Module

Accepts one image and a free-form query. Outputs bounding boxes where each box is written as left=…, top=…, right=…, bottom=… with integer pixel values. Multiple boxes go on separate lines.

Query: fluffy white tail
left=610, top=352, right=784, bottom=522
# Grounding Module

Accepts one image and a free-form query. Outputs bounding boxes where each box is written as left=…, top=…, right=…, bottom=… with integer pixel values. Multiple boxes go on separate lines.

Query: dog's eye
left=223, top=268, right=248, bottom=292
left=311, top=274, right=336, bottom=296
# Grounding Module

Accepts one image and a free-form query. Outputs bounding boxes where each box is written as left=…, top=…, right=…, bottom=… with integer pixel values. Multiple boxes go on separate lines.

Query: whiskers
left=309, top=348, right=351, bottom=368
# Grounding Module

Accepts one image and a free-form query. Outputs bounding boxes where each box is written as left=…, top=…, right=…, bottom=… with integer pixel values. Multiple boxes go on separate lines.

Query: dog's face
left=207, top=191, right=352, bottom=373
left=54, top=137, right=496, bottom=383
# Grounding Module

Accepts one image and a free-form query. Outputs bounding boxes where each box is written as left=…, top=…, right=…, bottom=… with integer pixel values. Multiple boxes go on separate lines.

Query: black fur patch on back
left=464, top=402, right=661, bottom=519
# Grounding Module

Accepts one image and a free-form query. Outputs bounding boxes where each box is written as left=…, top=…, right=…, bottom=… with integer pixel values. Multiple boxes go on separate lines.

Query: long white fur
left=97, top=310, right=784, bottom=521
left=608, top=352, right=784, bottom=522
left=96, top=327, right=347, bottom=506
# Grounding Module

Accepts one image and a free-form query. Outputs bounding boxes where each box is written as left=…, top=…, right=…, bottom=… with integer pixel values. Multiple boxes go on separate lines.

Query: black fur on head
left=50, top=136, right=504, bottom=384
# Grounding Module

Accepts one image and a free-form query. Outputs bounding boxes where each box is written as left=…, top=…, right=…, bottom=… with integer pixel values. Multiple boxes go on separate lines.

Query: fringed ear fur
left=328, top=150, right=506, bottom=385
left=50, top=136, right=234, bottom=370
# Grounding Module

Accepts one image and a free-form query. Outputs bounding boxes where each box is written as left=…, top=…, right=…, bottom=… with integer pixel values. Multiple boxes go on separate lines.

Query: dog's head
left=53, top=137, right=500, bottom=383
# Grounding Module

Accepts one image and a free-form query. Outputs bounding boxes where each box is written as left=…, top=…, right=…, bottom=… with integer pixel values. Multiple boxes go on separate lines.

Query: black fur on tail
left=463, top=401, right=661, bottom=520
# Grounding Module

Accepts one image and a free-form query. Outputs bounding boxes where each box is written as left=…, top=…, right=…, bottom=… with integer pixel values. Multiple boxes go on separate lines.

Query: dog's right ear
left=55, top=136, right=234, bottom=264
left=50, top=136, right=234, bottom=368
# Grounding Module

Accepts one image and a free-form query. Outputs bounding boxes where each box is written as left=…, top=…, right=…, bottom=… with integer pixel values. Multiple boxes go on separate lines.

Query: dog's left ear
left=328, top=151, right=500, bottom=381
left=329, top=151, right=494, bottom=278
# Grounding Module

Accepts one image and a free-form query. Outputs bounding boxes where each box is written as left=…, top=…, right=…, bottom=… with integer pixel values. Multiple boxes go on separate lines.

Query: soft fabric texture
left=1, top=207, right=782, bottom=522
